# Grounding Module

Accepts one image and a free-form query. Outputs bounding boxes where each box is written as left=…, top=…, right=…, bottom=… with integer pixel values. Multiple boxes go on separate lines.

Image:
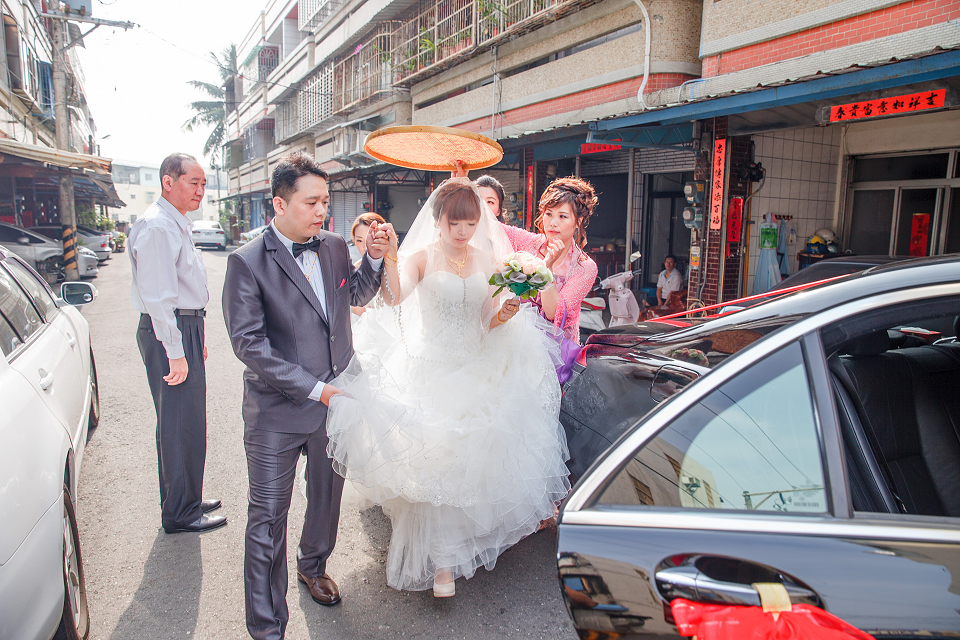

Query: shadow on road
left=109, top=531, right=202, bottom=640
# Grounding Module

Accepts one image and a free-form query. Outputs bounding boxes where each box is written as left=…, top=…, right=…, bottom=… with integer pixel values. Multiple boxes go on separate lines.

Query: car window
left=0, top=226, right=27, bottom=243
left=0, top=264, right=43, bottom=343
left=0, top=312, right=21, bottom=356
left=3, top=260, right=58, bottom=320
left=30, top=227, right=60, bottom=241
left=597, top=341, right=827, bottom=514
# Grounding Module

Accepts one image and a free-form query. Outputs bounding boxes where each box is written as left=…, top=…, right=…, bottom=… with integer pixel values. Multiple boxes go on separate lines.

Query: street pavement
left=76, top=247, right=579, bottom=640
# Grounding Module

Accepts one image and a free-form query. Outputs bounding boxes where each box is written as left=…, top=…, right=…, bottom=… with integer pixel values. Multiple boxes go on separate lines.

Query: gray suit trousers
left=244, top=423, right=344, bottom=640
left=136, top=313, right=207, bottom=529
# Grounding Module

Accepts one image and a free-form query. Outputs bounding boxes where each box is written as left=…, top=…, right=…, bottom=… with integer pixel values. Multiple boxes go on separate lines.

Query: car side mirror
left=17, top=236, right=30, bottom=245
left=61, top=281, right=97, bottom=306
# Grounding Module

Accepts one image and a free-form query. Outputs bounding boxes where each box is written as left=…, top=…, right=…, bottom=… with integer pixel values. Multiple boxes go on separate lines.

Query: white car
left=0, top=247, right=98, bottom=640
left=77, top=246, right=99, bottom=279
left=238, top=224, right=268, bottom=246
left=0, top=222, right=62, bottom=284
left=191, top=220, right=227, bottom=251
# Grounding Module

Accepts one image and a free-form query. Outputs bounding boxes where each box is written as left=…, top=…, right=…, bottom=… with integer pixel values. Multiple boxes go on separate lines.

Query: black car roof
left=593, top=255, right=960, bottom=353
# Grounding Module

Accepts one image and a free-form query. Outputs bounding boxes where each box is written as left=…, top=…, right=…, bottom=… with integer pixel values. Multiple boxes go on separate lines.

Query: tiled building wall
left=746, top=126, right=841, bottom=293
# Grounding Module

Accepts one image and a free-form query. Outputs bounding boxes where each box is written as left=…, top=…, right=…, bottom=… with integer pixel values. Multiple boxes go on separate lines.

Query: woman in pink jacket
left=473, top=172, right=598, bottom=343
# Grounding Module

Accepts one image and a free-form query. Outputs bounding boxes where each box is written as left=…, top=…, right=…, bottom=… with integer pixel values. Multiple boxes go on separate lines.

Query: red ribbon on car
left=670, top=598, right=874, bottom=640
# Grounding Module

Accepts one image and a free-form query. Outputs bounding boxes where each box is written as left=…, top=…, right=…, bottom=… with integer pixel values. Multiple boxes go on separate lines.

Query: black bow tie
left=292, top=238, right=321, bottom=258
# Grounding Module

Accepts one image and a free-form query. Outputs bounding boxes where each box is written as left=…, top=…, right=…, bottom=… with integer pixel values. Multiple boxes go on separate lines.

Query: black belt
left=174, top=308, right=206, bottom=317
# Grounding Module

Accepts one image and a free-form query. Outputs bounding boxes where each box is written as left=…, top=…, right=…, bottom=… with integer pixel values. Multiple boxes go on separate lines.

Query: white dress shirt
left=129, top=196, right=209, bottom=360
left=657, top=268, right=684, bottom=299
left=270, top=220, right=382, bottom=401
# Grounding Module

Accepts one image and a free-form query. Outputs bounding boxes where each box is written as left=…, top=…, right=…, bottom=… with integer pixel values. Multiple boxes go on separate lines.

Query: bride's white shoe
left=433, top=572, right=456, bottom=598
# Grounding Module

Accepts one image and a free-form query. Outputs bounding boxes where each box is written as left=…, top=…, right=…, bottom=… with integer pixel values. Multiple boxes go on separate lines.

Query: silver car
left=31, top=226, right=112, bottom=262
left=239, top=224, right=268, bottom=246
left=191, top=220, right=227, bottom=250
left=0, top=248, right=99, bottom=640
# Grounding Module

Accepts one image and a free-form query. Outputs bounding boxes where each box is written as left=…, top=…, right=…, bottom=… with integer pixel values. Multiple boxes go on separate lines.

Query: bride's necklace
left=437, top=238, right=468, bottom=276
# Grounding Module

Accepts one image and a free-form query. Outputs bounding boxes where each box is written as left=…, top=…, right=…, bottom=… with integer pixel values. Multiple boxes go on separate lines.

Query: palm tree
left=182, top=44, right=238, bottom=165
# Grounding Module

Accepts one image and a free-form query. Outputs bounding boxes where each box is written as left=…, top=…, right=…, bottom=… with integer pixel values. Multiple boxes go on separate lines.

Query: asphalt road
left=76, top=247, right=579, bottom=640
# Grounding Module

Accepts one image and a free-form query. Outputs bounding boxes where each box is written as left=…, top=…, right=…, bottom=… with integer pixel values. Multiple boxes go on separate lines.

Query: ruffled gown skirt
left=326, top=280, right=569, bottom=591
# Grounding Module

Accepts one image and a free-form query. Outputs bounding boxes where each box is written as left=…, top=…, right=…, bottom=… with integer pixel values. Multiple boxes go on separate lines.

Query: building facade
left=0, top=0, right=122, bottom=231
left=225, top=0, right=959, bottom=305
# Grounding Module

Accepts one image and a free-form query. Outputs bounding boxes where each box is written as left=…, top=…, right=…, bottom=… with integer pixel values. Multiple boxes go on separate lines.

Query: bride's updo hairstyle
left=535, top=177, right=598, bottom=249
left=432, top=178, right=483, bottom=224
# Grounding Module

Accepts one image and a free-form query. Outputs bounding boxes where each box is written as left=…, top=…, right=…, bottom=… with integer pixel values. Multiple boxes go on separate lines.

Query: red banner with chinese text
left=829, top=89, right=945, bottom=122
left=710, top=139, right=726, bottom=231
left=909, top=213, right=930, bottom=257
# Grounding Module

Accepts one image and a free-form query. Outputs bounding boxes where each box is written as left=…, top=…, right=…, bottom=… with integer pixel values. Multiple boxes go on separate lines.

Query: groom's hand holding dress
left=319, top=220, right=393, bottom=404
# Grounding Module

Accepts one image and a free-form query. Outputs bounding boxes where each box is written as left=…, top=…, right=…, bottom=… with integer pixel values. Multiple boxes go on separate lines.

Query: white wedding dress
left=325, top=181, right=570, bottom=592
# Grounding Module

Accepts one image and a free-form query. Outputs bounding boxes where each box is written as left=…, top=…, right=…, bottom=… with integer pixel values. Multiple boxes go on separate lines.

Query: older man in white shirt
left=129, top=153, right=225, bottom=534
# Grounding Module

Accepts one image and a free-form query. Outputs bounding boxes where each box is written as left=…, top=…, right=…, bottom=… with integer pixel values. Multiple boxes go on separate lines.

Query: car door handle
left=656, top=566, right=818, bottom=607
left=66, top=333, right=76, bottom=348
left=39, top=368, right=55, bottom=390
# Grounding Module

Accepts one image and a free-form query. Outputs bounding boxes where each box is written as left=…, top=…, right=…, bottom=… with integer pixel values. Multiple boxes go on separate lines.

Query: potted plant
left=113, top=232, right=126, bottom=253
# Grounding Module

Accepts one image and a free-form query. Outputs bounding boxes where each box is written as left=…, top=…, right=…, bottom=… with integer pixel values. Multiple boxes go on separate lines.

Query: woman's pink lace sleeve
left=554, top=256, right=597, bottom=343
left=501, top=223, right=543, bottom=253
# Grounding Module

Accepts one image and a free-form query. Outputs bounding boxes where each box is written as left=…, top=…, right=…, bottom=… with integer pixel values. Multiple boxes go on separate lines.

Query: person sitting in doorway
left=656, top=254, right=684, bottom=307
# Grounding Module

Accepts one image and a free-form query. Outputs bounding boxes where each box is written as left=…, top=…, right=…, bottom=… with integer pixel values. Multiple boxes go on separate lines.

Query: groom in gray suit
left=223, top=152, right=388, bottom=640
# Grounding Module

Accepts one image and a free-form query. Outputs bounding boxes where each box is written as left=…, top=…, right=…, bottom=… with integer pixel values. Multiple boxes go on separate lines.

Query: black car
left=772, top=254, right=902, bottom=291
left=557, top=255, right=960, bottom=638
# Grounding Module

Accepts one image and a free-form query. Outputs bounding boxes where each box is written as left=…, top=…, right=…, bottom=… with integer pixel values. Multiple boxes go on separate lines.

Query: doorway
left=643, top=172, right=693, bottom=288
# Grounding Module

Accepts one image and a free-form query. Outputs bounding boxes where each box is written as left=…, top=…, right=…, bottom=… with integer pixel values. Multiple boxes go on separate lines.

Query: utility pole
left=45, top=4, right=135, bottom=280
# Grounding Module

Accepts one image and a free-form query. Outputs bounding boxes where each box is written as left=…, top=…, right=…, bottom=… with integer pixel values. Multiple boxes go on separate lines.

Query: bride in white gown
left=325, top=178, right=570, bottom=596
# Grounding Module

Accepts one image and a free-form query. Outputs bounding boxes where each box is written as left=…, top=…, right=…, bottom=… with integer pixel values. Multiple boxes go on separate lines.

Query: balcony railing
left=242, top=45, right=280, bottom=94
left=242, top=118, right=276, bottom=163
left=299, top=0, right=345, bottom=33
left=391, top=0, right=602, bottom=85
left=274, top=62, right=340, bottom=142
left=332, top=24, right=399, bottom=115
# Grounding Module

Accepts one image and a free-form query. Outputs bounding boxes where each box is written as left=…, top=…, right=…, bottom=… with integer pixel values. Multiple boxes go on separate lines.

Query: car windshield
left=193, top=221, right=221, bottom=230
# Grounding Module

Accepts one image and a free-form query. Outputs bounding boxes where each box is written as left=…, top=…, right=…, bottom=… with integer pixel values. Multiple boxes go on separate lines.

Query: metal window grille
left=242, top=119, right=276, bottom=163
left=243, top=46, right=280, bottom=94
left=299, top=62, right=335, bottom=132
left=391, top=0, right=602, bottom=85
left=299, top=0, right=345, bottom=32
left=332, top=24, right=398, bottom=115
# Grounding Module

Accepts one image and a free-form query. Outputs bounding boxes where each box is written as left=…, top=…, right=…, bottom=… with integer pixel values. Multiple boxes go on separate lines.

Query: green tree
left=182, top=44, right=238, bottom=165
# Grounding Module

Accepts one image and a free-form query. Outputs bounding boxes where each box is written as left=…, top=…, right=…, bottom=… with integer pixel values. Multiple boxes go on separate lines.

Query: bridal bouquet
left=489, top=251, right=554, bottom=300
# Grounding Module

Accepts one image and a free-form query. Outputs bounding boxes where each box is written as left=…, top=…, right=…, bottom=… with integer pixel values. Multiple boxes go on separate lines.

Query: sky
left=75, top=0, right=270, bottom=170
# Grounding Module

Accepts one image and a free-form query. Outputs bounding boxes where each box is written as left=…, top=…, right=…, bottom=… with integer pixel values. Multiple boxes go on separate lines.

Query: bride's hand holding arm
left=537, top=238, right=564, bottom=321
left=376, top=223, right=405, bottom=306
left=490, top=297, right=520, bottom=329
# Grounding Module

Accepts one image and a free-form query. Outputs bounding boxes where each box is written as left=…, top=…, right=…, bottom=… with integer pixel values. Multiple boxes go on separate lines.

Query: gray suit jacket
left=223, top=226, right=382, bottom=433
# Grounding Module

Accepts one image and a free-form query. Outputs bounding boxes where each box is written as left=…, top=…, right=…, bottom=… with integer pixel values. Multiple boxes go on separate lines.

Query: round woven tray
left=364, top=125, right=503, bottom=171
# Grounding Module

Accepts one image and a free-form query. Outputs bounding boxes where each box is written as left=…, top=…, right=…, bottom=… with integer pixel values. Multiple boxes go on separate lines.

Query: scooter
left=579, top=252, right=642, bottom=339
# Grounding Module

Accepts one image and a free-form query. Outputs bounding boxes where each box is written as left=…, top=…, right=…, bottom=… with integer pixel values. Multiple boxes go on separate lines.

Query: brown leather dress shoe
left=297, top=571, right=341, bottom=606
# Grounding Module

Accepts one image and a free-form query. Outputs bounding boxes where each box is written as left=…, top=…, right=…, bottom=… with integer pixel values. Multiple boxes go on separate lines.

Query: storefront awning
left=594, top=48, right=960, bottom=132
left=0, top=139, right=113, bottom=175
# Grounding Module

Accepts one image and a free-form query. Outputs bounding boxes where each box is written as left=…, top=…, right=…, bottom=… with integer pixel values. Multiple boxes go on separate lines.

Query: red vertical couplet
left=909, top=213, right=930, bottom=257
left=726, top=196, right=743, bottom=258
left=710, top=139, right=727, bottom=230
left=525, top=165, right=534, bottom=230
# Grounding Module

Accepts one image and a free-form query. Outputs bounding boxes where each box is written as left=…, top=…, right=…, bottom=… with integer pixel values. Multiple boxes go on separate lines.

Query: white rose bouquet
left=489, top=251, right=554, bottom=300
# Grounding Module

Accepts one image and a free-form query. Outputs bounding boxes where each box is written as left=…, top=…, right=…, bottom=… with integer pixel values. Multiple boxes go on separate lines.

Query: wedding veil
left=376, top=177, right=513, bottom=329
